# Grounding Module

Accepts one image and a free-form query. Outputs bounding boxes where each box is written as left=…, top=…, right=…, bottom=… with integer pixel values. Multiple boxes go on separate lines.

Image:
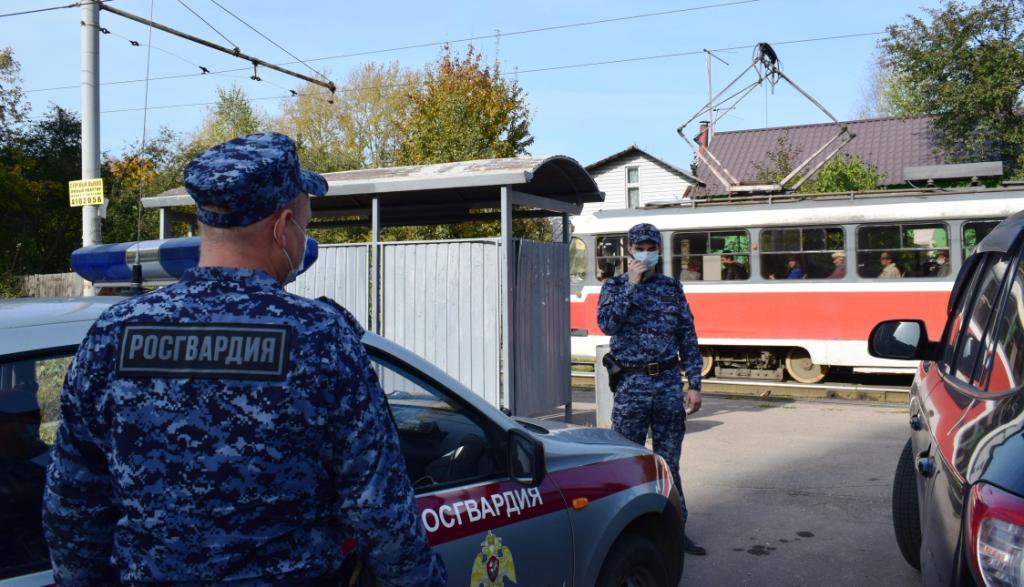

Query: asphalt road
left=678, top=395, right=921, bottom=586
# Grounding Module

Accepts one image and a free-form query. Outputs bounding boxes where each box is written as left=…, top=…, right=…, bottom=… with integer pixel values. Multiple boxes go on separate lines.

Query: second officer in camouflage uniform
left=598, top=222, right=707, bottom=556
left=42, top=133, right=446, bottom=585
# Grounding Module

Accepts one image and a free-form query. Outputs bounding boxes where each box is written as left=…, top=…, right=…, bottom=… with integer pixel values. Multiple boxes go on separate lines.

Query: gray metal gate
left=286, top=238, right=568, bottom=416
left=287, top=244, right=370, bottom=328
left=512, top=240, right=570, bottom=416
left=380, top=240, right=502, bottom=407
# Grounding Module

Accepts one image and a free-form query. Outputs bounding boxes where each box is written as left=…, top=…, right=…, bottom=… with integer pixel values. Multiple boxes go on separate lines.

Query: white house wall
left=585, top=153, right=694, bottom=215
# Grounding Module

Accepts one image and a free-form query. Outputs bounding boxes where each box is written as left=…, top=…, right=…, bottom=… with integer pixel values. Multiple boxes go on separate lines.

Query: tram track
left=570, top=371, right=911, bottom=404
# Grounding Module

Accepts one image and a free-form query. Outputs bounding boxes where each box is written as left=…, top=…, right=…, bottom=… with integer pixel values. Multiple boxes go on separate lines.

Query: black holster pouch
left=602, top=353, right=624, bottom=394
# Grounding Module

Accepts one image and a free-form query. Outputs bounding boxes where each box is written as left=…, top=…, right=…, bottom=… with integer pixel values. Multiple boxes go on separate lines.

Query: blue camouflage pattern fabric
left=598, top=269, right=702, bottom=521
left=627, top=223, right=661, bottom=246
left=42, top=267, right=447, bottom=586
left=184, top=132, right=328, bottom=228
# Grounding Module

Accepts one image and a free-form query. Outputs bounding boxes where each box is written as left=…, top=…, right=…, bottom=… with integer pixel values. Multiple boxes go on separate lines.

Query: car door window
left=943, top=257, right=987, bottom=372
left=979, top=257, right=1024, bottom=392
left=0, top=352, right=73, bottom=580
left=950, top=255, right=1011, bottom=384
left=371, top=358, right=506, bottom=493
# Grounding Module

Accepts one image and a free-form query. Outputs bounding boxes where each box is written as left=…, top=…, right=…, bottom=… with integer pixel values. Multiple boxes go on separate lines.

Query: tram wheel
left=784, top=348, right=829, bottom=384
left=700, top=347, right=715, bottom=378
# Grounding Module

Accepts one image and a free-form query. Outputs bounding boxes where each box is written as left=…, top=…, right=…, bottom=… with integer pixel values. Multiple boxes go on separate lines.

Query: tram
left=568, top=187, right=1024, bottom=383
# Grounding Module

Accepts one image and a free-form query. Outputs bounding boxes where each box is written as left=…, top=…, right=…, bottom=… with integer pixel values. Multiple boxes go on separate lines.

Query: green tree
left=192, top=84, right=264, bottom=151
left=394, top=46, right=544, bottom=240
left=338, top=63, right=420, bottom=168
left=275, top=81, right=360, bottom=174
left=0, top=47, right=28, bottom=142
left=0, top=106, right=83, bottom=277
left=805, top=154, right=885, bottom=193
left=880, top=0, right=1024, bottom=175
left=752, top=134, right=884, bottom=193
left=399, top=45, right=533, bottom=165
left=101, top=127, right=190, bottom=244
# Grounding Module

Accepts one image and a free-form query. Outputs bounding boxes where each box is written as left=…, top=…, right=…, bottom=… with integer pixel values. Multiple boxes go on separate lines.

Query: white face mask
left=277, top=218, right=306, bottom=285
left=632, top=250, right=659, bottom=269
left=937, top=257, right=947, bottom=265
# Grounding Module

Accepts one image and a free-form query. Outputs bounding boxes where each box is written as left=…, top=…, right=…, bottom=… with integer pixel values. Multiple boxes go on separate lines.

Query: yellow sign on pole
left=69, top=178, right=105, bottom=207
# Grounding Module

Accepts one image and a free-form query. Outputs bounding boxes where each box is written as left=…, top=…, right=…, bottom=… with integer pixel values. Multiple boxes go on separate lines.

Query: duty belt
left=620, top=357, right=679, bottom=376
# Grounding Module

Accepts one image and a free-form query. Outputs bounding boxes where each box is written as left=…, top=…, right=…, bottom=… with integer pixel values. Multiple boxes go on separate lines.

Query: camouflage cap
left=184, top=132, right=328, bottom=228
left=628, top=223, right=661, bottom=246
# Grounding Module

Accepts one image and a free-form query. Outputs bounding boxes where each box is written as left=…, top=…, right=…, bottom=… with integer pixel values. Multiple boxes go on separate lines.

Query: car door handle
left=910, top=415, right=923, bottom=431
left=916, top=454, right=936, bottom=478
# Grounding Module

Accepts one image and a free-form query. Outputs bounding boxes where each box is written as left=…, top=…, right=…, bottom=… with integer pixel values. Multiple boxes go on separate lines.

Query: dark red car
left=870, top=210, right=1024, bottom=586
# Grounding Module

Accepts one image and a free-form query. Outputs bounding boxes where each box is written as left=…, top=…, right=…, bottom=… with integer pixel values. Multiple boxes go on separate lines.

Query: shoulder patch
left=117, top=322, right=291, bottom=380
left=317, top=296, right=366, bottom=337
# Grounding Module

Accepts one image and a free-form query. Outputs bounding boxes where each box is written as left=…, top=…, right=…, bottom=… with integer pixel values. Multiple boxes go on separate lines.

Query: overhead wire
left=175, top=0, right=238, bottom=49
left=81, top=29, right=887, bottom=116
left=25, top=0, right=766, bottom=93
left=206, top=0, right=330, bottom=82
left=0, top=0, right=111, bottom=19
left=82, top=22, right=249, bottom=82
left=133, top=0, right=157, bottom=256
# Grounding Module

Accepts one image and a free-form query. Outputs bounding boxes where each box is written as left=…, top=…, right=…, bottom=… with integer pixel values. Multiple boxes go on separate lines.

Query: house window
left=627, top=187, right=640, bottom=208
left=627, top=167, right=639, bottom=183
left=626, top=166, right=640, bottom=208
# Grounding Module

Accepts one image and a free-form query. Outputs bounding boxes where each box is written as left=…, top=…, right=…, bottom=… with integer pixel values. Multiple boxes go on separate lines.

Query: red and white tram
left=569, top=187, right=1024, bottom=382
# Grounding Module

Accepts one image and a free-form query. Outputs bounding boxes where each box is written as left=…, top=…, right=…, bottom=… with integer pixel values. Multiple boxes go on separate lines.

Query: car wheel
left=892, top=437, right=922, bottom=571
left=596, top=532, right=669, bottom=587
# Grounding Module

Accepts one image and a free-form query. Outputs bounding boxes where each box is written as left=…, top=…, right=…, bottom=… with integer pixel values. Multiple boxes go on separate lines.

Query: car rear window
left=0, top=351, right=73, bottom=580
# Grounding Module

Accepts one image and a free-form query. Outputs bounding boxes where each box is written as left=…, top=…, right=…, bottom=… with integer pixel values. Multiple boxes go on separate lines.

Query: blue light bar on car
left=71, top=237, right=319, bottom=285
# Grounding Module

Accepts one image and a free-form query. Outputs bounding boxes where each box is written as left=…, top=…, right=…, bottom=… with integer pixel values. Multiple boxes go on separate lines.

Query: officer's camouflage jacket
left=42, top=267, right=446, bottom=586
left=597, top=272, right=703, bottom=390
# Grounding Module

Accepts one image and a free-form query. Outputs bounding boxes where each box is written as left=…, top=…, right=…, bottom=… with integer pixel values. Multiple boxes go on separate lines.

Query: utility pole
left=81, top=1, right=102, bottom=295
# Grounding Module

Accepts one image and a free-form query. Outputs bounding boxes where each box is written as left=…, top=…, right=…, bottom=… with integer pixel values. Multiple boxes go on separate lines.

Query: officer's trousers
left=611, top=370, right=688, bottom=521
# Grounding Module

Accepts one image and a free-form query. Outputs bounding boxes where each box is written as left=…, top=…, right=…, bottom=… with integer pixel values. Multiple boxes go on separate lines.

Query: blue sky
left=4, top=0, right=946, bottom=169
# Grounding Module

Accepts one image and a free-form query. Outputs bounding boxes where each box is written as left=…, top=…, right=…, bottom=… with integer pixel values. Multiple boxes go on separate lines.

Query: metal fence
left=290, top=238, right=568, bottom=416
left=18, top=273, right=83, bottom=298
left=381, top=240, right=502, bottom=408
left=286, top=244, right=370, bottom=328
left=512, top=240, right=570, bottom=416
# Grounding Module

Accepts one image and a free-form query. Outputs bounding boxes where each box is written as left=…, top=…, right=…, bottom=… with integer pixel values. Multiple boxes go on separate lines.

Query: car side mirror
left=868, top=319, right=936, bottom=361
left=509, top=428, right=546, bottom=487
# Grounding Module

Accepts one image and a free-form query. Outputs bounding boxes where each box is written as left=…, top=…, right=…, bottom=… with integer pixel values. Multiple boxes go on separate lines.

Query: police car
left=869, top=210, right=1024, bottom=586
left=0, top=241, right=684, bottom=587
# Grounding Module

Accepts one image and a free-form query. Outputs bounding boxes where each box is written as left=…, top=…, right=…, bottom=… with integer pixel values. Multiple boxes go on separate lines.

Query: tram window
left=672, top=230, right=750, bottom=281
left=595, top=234, right=628, bottom=281
left=569, top=238, right=587, bottom=283
left=760, top=227, right=844, bottom=279
left=963, top=220, right=1001, bottom=259
left=856, top=223, right=950, bottom=279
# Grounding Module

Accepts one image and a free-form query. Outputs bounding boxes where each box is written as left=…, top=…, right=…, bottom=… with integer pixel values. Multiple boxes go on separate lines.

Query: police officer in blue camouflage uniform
left=598, top=222, right=707, bottom=556
left=43, top=133, right=447, bottom=585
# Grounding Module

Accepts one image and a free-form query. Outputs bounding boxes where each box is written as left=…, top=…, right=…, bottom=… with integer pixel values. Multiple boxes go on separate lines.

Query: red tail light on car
left=967, top=483, right=1024, bottom=586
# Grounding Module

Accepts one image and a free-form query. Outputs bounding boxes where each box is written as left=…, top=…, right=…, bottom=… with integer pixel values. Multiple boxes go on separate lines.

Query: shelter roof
left=146, top=155, right=602, bottom=227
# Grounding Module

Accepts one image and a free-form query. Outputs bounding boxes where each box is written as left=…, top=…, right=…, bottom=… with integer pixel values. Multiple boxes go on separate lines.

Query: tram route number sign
left=69, top=178, right=104, bottom=207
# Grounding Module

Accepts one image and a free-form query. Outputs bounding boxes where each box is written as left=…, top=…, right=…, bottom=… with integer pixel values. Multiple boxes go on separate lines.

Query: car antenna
left=128, top=1, right=158, bottom=296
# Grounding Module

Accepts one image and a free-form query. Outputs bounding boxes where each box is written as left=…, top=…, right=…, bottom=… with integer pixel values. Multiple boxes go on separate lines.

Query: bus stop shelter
left=145, top=156, right=603, bottom=417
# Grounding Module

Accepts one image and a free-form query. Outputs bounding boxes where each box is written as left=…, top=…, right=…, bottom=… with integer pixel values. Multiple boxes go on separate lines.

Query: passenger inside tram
left=878, top=252, right=902, bottom=278
left=721, top=255, right=748, bottom=280
left=829, top=252, right=847, bottom=278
